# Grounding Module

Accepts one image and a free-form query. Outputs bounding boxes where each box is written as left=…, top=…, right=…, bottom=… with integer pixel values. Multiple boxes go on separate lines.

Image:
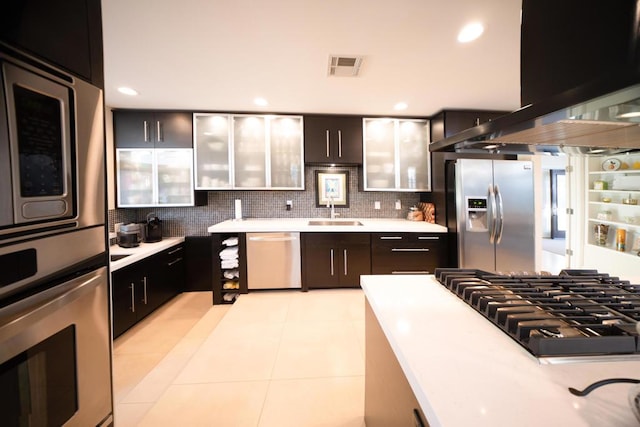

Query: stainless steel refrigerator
left=455, top=158, right=535, bottom=272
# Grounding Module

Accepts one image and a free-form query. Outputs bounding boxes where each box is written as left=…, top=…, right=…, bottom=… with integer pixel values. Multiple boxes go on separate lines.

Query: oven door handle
left=0, top=267, right=108, bottom=343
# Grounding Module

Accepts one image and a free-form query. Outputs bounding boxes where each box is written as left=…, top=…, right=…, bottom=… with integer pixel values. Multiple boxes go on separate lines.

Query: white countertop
left=109, top=237, right=185, bottom=272
left=361, top=274, right=640, bottom=427
left=207, top=218, right=447, bottom=233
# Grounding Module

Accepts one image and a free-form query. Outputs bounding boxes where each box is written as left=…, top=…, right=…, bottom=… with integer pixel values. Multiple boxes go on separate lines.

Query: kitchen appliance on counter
left=434, top=268, right=640, bottom=360
left=0, top=47, right=112, bottom=425
left=145, top=212, right=162, bottom=243
left=117, top=223, right=142, bottom=248
left=246, top=232, right=302, bottom=289
left=453, top=158, right=535, bottom=272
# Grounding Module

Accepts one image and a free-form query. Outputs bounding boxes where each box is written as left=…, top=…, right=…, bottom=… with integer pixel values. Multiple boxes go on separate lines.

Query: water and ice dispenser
left=465, top=197, right=488, bottom=232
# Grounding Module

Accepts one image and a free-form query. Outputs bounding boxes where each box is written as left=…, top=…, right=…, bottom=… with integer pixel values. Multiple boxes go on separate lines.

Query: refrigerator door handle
left=495, top=184, right=505, bottom=244
left=488, top=184, right=498, bottom=244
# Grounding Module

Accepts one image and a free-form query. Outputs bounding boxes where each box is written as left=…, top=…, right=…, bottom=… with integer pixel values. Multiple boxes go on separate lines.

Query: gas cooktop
left=434, top=268, right=640, bottom=358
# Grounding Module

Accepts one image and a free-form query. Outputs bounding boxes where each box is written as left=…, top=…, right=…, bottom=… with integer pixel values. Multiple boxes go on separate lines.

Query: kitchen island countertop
left=361, top=274, right=640, bottom=427
left=207, top=218, right=447, bottom=233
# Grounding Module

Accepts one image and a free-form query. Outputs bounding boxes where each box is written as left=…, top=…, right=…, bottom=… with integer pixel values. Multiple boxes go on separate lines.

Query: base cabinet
left=302, top=233, right=371, bottom=289
left=371, top=233, right=447, bottom=274
left=112, top=244, right=184, bottom=338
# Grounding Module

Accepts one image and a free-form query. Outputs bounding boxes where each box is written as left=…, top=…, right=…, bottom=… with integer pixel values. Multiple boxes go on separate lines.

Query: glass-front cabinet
left=193, top=114, right=231, bottom=188
left=363, top=118, right=430, bottom=191
left=116, top=149, right=195, bottom=207
left=194, top=113, right=303, bottom=190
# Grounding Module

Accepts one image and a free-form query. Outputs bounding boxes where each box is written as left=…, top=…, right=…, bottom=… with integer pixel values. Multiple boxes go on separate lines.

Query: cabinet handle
left=338, top=130, right=342, bottom=157
left=330, top=249, right=335, bottom=276
left=392, top=271, right=430, bottom=274
left=325, top=130, right=330, bottom=158
left=380, top=236, right=403, bottom=240
left=156, top=121, right=163, bottom=142
left=129, top=283, right=135, bottom=313
left=143, top=121, right=150, bottom=142
left=168, top=247, right=183, bottom=255
left=343, top=249, right=348, bottom=276
left=418, top=236, right=440, bottom=240
left=142, top=277, right=148, bottom=304
left=391, top=248, right=430, bottom=252
left=167, top=257, right=183, bottom=266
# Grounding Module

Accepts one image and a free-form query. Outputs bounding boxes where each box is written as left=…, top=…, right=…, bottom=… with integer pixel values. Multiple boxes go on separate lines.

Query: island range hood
left=430, top=0, right=640, bottom=155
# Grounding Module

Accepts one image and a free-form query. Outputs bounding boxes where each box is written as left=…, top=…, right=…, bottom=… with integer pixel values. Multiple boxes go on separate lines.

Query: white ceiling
left=101, top=0, right=522, bottom=117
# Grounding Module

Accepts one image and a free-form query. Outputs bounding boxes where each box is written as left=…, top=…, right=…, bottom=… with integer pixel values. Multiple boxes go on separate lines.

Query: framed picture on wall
left=315, top=170, right=349, bottom=207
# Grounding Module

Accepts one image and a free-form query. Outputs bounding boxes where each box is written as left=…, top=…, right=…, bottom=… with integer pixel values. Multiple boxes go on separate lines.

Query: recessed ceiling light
left=117, top=87, right=138, bottom=96
left=457, top=22, right=484, bottom=43
left=254, top=97, right=268, bottom=107
left=394, top=102, right=408, bottom=111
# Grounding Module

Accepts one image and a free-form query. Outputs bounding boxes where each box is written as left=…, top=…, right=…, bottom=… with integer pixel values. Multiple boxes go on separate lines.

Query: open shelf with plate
left=586, top=154, right=640, bottom=257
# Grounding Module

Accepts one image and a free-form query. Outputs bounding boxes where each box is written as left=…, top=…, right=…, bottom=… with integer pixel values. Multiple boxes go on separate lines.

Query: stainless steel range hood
left=429, top=76, right=640, bottom=156
left=430, top=0, right=640, bottom=156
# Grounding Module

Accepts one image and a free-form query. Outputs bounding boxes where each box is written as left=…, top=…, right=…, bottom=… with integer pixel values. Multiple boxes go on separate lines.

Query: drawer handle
left=418, top=236, right=440, bottom=240
left=168, top=247, right=183, bottom=255
left=380, top=236, right=403, bottom=240
left=391, top=271, right=430, bottom=274
left=391, top=248, right=430, bottom=252
left=167, top=257, right=183, bottom=266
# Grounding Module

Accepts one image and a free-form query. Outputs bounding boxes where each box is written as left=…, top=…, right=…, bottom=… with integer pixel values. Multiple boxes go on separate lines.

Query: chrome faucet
left=327, top=196, right=339, bottom=219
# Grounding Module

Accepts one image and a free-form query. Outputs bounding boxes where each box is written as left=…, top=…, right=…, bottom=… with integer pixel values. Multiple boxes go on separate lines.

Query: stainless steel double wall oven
left=0, top=46, right=112, bottom=426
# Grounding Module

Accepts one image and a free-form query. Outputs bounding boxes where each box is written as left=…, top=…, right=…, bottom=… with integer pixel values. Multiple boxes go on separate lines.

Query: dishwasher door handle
left=248, top=236, right=298, bottom=242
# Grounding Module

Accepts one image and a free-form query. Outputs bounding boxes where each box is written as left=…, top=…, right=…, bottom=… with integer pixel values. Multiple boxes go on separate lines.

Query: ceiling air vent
left=328, top=55, right=364, bottom=77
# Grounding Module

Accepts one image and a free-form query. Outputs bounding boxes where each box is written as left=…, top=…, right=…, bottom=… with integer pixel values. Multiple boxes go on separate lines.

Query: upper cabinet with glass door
left=194, top=113, right=303, bottom=190
left=363, top=118, right=431, bottom=191
left=116, top=149, right=195, bottom=207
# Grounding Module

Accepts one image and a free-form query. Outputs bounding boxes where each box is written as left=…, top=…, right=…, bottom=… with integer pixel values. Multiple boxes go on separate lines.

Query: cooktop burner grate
left=434, top=268, right=640, bottom=357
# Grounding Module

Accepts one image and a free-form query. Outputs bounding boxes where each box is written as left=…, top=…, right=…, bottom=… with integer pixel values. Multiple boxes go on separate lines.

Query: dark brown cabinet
left=1, top=0, right=104, bottom=87
left=304, top=115, right=363, bottom=164
left=430, top=109, right=508, bottom=143
left=371, top=233, right=447, bottom=275
left=301, top=233, right=371, bottom=289
left=114, top=111, right=193, bottom=149
left=112, top=244, right=184, bottom=338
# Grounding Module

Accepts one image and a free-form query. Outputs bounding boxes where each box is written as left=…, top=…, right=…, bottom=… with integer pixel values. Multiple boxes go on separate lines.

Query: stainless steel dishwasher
left=246, top=232, right=302, bottom=289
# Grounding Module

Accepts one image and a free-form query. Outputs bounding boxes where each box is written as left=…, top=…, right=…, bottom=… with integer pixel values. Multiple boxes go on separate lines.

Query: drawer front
left=371, top=233, right=443, bottom=248
left=371, top=250, right=440, bottom=274
left=371, top=233, right=446, bottom=274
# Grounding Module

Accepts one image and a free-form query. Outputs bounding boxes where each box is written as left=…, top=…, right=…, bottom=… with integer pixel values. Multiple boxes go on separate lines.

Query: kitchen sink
left=307, top=220, right=363, bottom=226
left=110, top=254, right=131, bottom=262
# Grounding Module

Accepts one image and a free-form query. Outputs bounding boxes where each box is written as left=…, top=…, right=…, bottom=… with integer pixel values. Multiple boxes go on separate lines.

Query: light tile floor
left=112, top=289, right=366, bottom=426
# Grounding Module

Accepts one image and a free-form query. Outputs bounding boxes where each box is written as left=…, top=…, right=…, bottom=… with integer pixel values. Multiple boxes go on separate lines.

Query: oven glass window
left=14, top=85, right=64, bottom=197
left=0, top=325, right=77, bottom=426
